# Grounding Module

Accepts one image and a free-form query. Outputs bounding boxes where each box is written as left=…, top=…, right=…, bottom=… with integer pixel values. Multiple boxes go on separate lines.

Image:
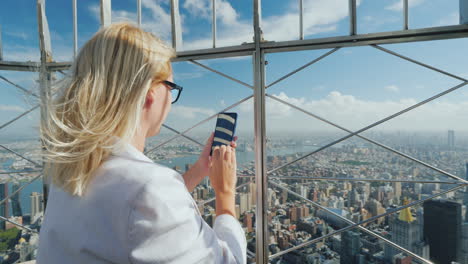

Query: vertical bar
left=299, top=0, right=303, bottom=40
left=461, top=0, right=468, bottom=25
left=212, top=0, right=216, bottom=48
left=403, top=0, right=409, bottom=30
left=100, top=0, right=112, bottom=28
left=137, top=0, right=142, bottom=26
left=37, top=0, right=53, bottom=209
left=253, top=0, right=268, bottom=263
left=170, top=0, right=183, bottom=50
left=0, top=24, right=3, bottom=61
left=73, top=0, right=78, bottom=58
left=349, top=0, right=356, bottom=35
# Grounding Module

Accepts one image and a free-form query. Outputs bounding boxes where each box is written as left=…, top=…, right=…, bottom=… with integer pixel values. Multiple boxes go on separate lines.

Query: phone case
left=210, top=112, right=238, bottom=156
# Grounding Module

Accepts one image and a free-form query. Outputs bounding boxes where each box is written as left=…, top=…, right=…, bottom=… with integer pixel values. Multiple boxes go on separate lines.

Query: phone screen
left=210, top=112, right=238, bottom=156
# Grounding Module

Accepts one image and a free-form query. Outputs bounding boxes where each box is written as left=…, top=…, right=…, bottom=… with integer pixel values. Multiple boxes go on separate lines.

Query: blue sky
left=1, top=0, right=468, bottom=141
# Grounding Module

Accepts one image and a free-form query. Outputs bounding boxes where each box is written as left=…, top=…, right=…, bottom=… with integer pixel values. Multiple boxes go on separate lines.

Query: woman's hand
left=183, top=132, right=238, bottom=193
left=195, top=132, right=237, bottom=178
left=209, top=145, right=237, bottom=195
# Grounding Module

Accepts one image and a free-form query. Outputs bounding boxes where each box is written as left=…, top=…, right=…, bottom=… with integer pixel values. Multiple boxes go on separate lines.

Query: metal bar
left=299, top=0, right=303, bottom=40
left=0, top=170, right=43, bottom=175
left=197, top=180, right=253, bottom=206
left=0, top=174, right=43, bottom=207
left=372, top=45, right=468, bottom=82
left=403, top=0, right=409, bottom=30
left=265, top=48, right=340, bottom=89
left=73, top=0, right=77, bottom=58
left=349, top=0, right=357, bottom=35
left=269, top=180, right=465, bottom=262
left=170, top=0, right=183, bottom=50
left=268, top=176, right=462, bottom=185
left=144, top=95, right=253, bottom=155
left=0, top=61, right=41, bottom=72
left=189, top=60, right=253, bottom=89
left=261, top=24, right=468, bottom=54
left=0, top=144, right=42, bottom=168
left=266, top=93, right=468, bottom=184
left=100, top=0, right=112, bottom=28
left=266, top=81, right=468, bottom=175
left=212, top=0, right=216, bottom=48
left=0, top=75, right=39, bottom=98
left=37, top=0, right=53, bottom=210
left=161, top=124, right=204, bottom=147
left=0, top=103, right=40, bottom=132
left=253, top=0, right=268, bottom=262
left=0, top=215, right=37, bottom=233
left=137, top=0, right=142, bottom=26
left=0, top=24, right=3, bottom=61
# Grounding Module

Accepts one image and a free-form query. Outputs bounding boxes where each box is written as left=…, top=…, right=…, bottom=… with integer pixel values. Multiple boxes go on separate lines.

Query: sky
left=1, top=0, right=468, bottom=142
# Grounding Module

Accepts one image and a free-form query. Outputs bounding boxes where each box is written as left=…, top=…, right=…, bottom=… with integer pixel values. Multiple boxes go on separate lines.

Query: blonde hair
left=39, top=22, right=175, bottom=196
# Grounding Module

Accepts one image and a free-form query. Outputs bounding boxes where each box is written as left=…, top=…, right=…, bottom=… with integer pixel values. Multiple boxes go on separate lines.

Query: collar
left=109, top=135, right=154, bottom=163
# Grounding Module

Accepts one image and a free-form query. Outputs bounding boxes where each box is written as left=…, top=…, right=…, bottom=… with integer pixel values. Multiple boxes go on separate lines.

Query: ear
left=144, top=87, right=155, bottom=109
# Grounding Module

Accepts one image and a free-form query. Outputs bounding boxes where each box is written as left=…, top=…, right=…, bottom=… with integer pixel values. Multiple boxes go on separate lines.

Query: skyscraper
left=340, top=230, right=364, bottom=264
left=448, top=130, right=455, bottom=150
left=30, top=192, right=44, bottom=221
left=0, top=183, right=9, bottom=230
left=424, top=199, right=462, bottom=264
left=11, top=183, right=22, bottom=217
left=384, top=199, right=429, bottom=262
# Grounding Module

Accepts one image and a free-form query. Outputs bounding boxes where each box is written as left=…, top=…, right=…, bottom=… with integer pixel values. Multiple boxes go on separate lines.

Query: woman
left=36, top=22, right=246, bottom=264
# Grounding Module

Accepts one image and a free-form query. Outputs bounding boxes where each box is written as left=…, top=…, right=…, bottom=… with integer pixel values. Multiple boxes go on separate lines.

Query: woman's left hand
left=196, top=132, right=237, bottom=178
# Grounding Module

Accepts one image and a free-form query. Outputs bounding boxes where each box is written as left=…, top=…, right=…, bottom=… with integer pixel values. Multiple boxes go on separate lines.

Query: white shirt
left=36, top=137, right=247, bottom=264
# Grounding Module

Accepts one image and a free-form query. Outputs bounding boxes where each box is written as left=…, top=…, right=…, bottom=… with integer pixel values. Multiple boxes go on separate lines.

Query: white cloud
left=384, top=85, right=399, bottom=93
left=385, top=0, right=425, bottom=12
left=0, top=105, right=25, bottom=112
left=238, top=91, right=468, bottom=131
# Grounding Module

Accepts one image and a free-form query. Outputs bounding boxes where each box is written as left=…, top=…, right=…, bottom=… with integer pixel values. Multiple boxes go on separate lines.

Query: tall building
left=0, top=183, right=10, bottom=230
left=340, top=230, right=364, bottom=264
left=424, top=199, right=462, bottom=264
left=384, top=199, right=429, bottom=262
left=448, top=130, right=455, bottom=150
left=11, top=183, right=22, bottom=217
left=30, top=192, right=44, bottom=220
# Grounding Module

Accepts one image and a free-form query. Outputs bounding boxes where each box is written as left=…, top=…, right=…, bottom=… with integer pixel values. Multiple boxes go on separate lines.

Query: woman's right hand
left=209, top=145, right=237, bottom=195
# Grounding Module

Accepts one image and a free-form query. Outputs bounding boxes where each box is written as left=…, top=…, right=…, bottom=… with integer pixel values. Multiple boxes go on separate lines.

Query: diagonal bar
left=266, top=93, right=468, bottom=184
left=144, top=95, right=253, bottom=155
left=0, top=173, right=43, bottom=207
left=372, top=45, right=468, bottom=82
left=268, top=176, right=461, bottom=184
left=0, top=104, right=40, bottom=131
left=161, top=124, right=204, bottom=147
left=0, top=169, right=43, bottom=175
left=188, top=60, right=254, bottom=89
left=266, top=81, right=468, bottom=178
left=265, top=48, right=340, bottom=89
left=269, top=180, right=466, bottom=262
left=0, top=215, right=38, bottom=233
left=0, top=75, right=39, bottom=98
left=0, top=144, right=42, bottom=168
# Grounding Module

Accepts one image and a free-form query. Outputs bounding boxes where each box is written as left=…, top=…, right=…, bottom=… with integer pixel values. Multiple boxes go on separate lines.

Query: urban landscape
left=0, top=129, right=467, bottom=264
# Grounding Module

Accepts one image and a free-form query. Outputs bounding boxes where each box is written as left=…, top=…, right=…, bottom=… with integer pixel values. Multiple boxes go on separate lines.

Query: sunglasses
left=163, top=80, right=183, bottom=104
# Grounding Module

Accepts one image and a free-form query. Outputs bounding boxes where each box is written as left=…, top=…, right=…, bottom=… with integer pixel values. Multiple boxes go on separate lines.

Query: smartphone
left=210, top=112, right=238, bottom=156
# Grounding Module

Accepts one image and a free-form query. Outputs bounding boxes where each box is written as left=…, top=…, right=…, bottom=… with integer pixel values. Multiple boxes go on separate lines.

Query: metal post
left=137, top=0, right=142, bottom=26
left=299, top=0, right=304, bottom=40
left=73, top=0, right=77, bottom=58
left=253, top=0, right=268, bottom=263
left=212, top=0, right=217, bottom=48
left=37, top=0, right=53, bottom=209
left=461, top=0, right=468, bottom=24
left=0, top=24, right=3, bottom=61
left=170, top=0, right=183, bottom=50
left=403, top=0, right=409, bottom=30
left=100, top=0, right=112, bottom=28
left=349, top=0, right=357, bottom=35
